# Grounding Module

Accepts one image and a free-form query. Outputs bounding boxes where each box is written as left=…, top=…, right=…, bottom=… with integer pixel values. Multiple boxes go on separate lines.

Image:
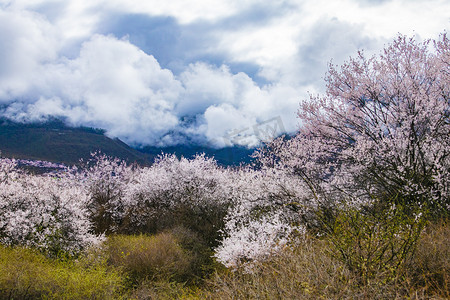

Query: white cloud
left=212, top=0, right=449, bottom=84
left=178, top=63, right=302, bottom=147
left=0, top=0, right=448, bottom=148
left=0, top=8, right=59, bottom=100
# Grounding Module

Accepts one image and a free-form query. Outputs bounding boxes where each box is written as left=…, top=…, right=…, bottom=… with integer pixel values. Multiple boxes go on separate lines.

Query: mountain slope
left=0, top=119, right=151, bottom=165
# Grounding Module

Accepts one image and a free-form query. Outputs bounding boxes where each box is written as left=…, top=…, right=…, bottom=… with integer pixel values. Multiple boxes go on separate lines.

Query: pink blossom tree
left=258, top=34, right=449, bottom=216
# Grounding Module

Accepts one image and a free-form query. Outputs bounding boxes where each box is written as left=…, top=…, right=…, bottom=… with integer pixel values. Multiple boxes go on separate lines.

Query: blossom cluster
left=215, top=212, right=297, bottom=270
left=123, top=154, right=230, bottom=233
left=0, top=158, right=102, bottom=255
left=16, top=159, right=66, bottom=169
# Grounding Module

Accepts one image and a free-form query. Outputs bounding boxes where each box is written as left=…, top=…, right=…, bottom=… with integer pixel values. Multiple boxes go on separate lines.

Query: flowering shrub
left=0, top=159, right=101, bottom=256
left=215, top=212, right=299, bottom=269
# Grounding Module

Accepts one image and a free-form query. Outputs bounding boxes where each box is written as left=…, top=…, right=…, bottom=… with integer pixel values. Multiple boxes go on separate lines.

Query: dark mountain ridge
left=0, top=118, right=150, bottom=165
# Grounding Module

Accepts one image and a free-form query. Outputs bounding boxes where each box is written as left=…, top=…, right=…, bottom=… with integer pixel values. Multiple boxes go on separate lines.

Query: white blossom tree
left=123, top=153, right=230, bottom=245
left=75, top=152, right=137, bottom=234
left=0, top=158, right=102, bottom=256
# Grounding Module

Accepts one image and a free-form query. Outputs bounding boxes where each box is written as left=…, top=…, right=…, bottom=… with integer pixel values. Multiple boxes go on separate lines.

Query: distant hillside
left=0, top=118, right=151, bottom=165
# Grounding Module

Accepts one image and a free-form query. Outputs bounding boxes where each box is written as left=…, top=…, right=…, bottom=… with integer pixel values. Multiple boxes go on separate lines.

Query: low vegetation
left=0, top=245, right=123, bottom=299
left=1, top=222, right=448, bottom=299
left=204, top=221, right=450, bottom=300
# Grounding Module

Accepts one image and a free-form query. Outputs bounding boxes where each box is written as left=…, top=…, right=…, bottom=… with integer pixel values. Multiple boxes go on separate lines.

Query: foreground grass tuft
left=102, top=232, right=194, bottom=286
left=405, top=220, right=450, bottom=298
left=0, top=245, right=123, bottom=299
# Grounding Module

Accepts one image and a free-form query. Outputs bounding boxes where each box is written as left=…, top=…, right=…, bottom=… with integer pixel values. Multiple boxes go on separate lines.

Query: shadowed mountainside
left=0, top=118, right=151, bottom=165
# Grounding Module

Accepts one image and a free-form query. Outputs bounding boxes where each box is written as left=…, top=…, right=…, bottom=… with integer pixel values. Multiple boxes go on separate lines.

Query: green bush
left=168, top=226, right=223, bottom=284
left=0, top=245, right=123, bottom=299
left=102, top=232, right=193, bottom=286
left=318, top=200, right=427, bottom=285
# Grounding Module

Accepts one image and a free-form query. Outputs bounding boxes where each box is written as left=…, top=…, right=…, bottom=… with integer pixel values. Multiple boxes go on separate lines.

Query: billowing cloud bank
left=0, top=0, right=448, bottom=147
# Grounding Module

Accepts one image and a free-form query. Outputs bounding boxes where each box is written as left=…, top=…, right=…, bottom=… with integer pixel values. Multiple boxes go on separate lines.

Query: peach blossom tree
left=257, top=34, right=449, bottom=216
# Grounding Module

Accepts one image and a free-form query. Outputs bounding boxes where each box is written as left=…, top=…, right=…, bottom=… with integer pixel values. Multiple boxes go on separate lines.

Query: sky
left=0, top=0, right=448, bottom=148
